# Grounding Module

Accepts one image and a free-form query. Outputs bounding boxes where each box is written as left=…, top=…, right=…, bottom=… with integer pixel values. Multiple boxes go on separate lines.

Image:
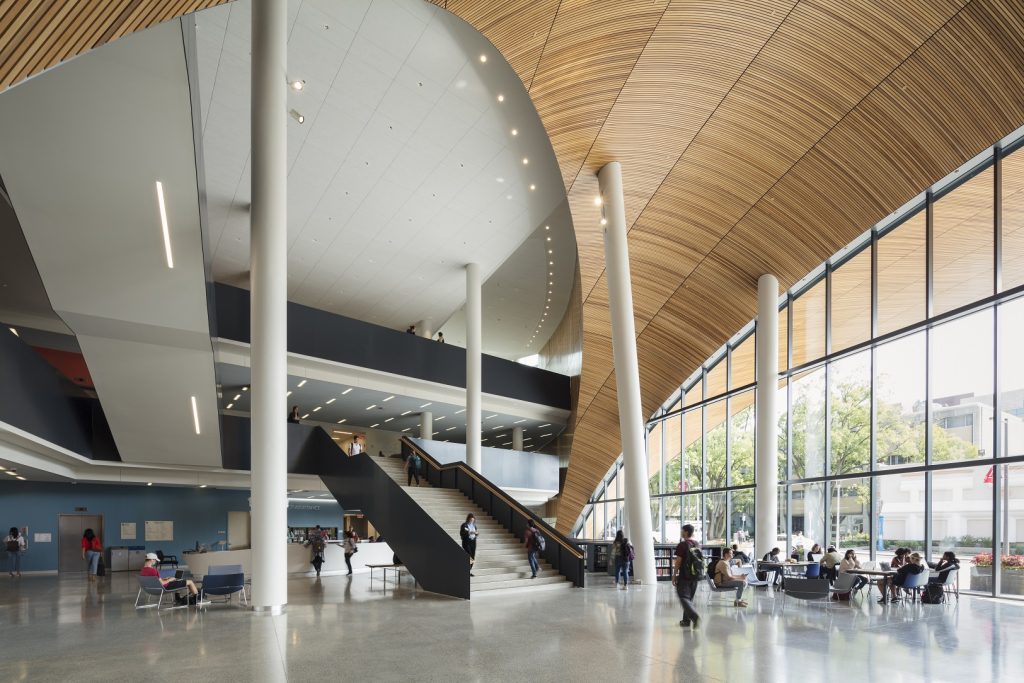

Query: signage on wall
left=145, top=520, right=173, bottom=541
left=120, top=522, right=137, bottom=540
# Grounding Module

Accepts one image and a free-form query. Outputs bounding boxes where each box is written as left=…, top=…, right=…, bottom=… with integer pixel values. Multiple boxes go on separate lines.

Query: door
left=228, top=511, right=250, bottom=549
left=58, top=514, right=103, bottom=573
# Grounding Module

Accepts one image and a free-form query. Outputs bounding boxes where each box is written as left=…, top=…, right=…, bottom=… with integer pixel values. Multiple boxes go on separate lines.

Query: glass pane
left=931, top=466, right=993, bottom=594
left=707, top=357, right=727, bottom=400
left=778, top=485, right=788, bottom=552
left=998, top=297, right=1024, bottom=458
left=647, top=422, right=663, bottom=496
left=682, top=494, right=703, bottom=544
left=608, top=500, right=624, bottom=540
left=930, top=309, right=991, bottom=464
left=779, top=304, right=789, bottom=371
left=684, top=408, right=703, bottom=491
left=705, top=400, right=728, bottom=490
left=777, top=378, right=788, bottom=481
left=877, top=211, right=926, bottom=336
left=791, top=366, right=826, bottom=479
left=1002, top=149, right=1024, bottom=290
left=706, top=491, right=727, bottom=546
left=934, top=166, right=994, bottom=315
left=874, top=471, right=925, bottom=562
left=593, top=501, right=607, bottom=540
left=792, top=279, right=826, bottom=367
left=731, top=333, right=755, bottom=389
left=729, top=391, right=755, bottom=486
left=650, top=498, right=662, bottom=544
left=829, top=350, right=871, bottom=475
left=875, top=332, right=926, bottom=468
left=831, top=248, right=871, bottom=352
left=829, top=477, right=870, bottom=553
left=610, top=465, right=620, bottom=500
left=685, top=382, right=703, bottom=407
left=664, top=414, right=683, bottom=494
left=999, top=463, right=1024, bottom=597
left=791, top=482, right=825, bottom=556
left=729, top=490, right=755, bottom=552
left=663, top=495, right=682, bottom=545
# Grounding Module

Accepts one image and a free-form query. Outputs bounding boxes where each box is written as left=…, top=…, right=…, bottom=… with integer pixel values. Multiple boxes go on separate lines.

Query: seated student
left=839, top=549, right=869, bottom=591
left=713, top=549, right=748, bottom=607
left=806, top=543, right=823, bottom=563
left=760, top=548, right=784, bottom=587
left=820, top=546, right=842, bottom=582
left=929, top=551, right=959, bottom=584
left=885, top=552, right=925, bottom=603
left=140, top=553, right=198, bottom=605
left=730, top=544, right=750, bottom=565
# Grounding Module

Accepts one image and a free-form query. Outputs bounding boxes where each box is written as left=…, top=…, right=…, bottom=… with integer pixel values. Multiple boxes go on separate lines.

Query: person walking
left=81, top=528, right=102, bottom=580
left=406, top=452, right=422, bottom=486
left=306, top=525, right=326, bottom=577
left=343, top=529, right=358, bottom=576
left=460, top=514, right=478, bottom=577
left=673, top=523, right=702, bottom=628
left=288, top=405, right=301, bottom=423
left=5, top=527, right=26, bottom=577
left=524, top=520, right=543, bottom=579
left=611, top=529, right=634, bottom=590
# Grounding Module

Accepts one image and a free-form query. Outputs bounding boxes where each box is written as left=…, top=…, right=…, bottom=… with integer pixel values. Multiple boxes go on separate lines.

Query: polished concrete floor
left=1, top=572, right=1022, bottom=682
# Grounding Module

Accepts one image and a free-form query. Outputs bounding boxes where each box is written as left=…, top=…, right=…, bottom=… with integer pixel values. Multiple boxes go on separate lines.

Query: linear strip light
left=190, top=396, right=200, bottom=435
left=155, top=181, right=174, bottom=268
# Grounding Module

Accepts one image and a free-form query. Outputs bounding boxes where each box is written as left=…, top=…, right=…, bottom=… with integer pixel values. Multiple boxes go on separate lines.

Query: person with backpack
left=406, top=452, right=422, bottom=486
left=673, top=523, right=702, bottom=627
left=460, top=514, right=478, bottom=577
left=305, top=525, right=327, bottom=577
left=610, top=529, right=632, bottom=590
left=5, top=527, right=26, bottom=577
left=524, top=519, right=544, bottom=579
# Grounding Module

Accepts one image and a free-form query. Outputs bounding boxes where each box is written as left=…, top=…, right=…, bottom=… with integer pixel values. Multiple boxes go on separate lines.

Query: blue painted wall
left=0, top=481, right=343, bottom=572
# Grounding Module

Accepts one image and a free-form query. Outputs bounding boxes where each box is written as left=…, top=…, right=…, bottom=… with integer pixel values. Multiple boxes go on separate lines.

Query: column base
left=251, top=604, right=287, bottom=615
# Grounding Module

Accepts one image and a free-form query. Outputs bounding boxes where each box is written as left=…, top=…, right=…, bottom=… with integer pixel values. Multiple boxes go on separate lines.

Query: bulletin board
left=144, top=520, right=173, bottom=542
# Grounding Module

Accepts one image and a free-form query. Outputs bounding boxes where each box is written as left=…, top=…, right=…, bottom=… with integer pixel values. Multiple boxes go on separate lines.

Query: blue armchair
left=200, top=572, right=247, bottom=607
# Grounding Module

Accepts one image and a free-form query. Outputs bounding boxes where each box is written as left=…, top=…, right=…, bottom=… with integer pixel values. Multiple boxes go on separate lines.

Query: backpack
left=625, top=543, right=635, bottom=562
left=922, top=583, right=945, bottom=604
left=5, top=539, right=18, bottom=552
left=411, top=455, right=422, bottom=469
left=531, top=530, right=546, bottom=552
left=679, top=543, right=705, bottom=580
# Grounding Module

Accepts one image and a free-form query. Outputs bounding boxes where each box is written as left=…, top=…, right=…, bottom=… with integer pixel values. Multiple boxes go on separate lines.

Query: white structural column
left=465, top=263, right=482, bottom=471
left=249, top=0, right=288, bottom=613
left=512, top=426, right=524, bottom=451
left=598, top=161, right=655, bottom=586
left=754, top=274, right=780, bottom=562
left=420, top=411, right=433, bottom=440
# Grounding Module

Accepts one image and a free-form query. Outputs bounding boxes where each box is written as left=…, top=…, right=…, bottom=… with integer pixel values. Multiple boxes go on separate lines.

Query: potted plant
left=970, top=553, right=1024, bottom=595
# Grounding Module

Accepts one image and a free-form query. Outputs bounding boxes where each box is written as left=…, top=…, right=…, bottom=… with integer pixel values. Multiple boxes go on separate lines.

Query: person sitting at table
left=889, top=547, right=909, bottom=570
left=820, top=546, right=842, bottom=583
left=140, top=553, right=198, bottom=605
left=839, top=549, right=869, bottom=591
left=806, top=543, right=823, bottom=563
left=885, top=552, right=926, bottom=603
left=713, top=548, right=748, bottom=607
left=928, top=551, right=959, bottom=584
left=759, top=547, right=784, bottom=587
left=731, top=544, right=750, bottom=565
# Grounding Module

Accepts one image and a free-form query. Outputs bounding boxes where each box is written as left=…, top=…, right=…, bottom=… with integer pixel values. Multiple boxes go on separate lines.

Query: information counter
left=183, top=541, right=394, bottom=578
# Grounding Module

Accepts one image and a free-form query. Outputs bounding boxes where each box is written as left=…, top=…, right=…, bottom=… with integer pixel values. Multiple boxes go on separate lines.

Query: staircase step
left=471, top=569, right=560, bottom=584
left=470, top=576, right=569, bottom=592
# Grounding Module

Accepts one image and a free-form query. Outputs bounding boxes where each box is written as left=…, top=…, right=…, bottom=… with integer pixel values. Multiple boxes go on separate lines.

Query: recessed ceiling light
left=594, top=196, right=602, bottom=206
left=233, top=394, right=242, bottom=401
left=493, top=425, right=504, bottom=430
left=242, top=386, right=248, bottom=391
left=446, top=426, right=456, bottom=431
left=371, top=423, right=380, bottom=428
left=496, top=177, right=504, bottom=183
left=530, top=184, right=536, bottom=191
left=436, top=416, right=446, bottom=421
left=9, top=327, right=18, bottom=337
left=506, top=194, right=513, bottom=200
left=383, top=395, right=395, bottom=402
left=600, top=217, right=608, bottom=225
left=479, top=54, right=487, bottom=63
left=226, top=403, right=234, bottom=410
left=190, top=396, right=200, bottom=435
left=384, top=418, right=394, bottom=423
left=514, top=419, right=526, bottom=424
left=147, top=482, right=153, bottom=486
left=301, top=413, right=310, bottom=419
left=326, top=398, right=336, bottom=404
left=420, top=403, right=432, bottom=408
left=486, top=414, right=497, bottom=419
left=290, top=109, right=305, bottom=124
left=286, top=391, right=293, bottom=397
left=511, top=128, right=518, bottom=136
left=402, top=428, right=411, bottom=432
left=15, top=476, right=25, bottom=481
left=433, top=431, right=440, bottom=436
left=544, top=225, right=550, bottom=230
left=541, top=433, right=552, bottom=437
left=401, top=410, right=412, bottom=416
left=548, top=250, right=553, bottom=254
left=497, top=94, right=504, bottom=102
left=199, top=484, right=207, bottom=488
left=522, top=158, right=529, bottom=165
left=297, top=379, right=307, bottom=387
left=312, top=406, right=322, bottom=412
left=290, top=79, right=305, bottom=90
left=337, top=419, right=347, bottom=424
left=539, top=423, right=551, bottom=428
left=5, top=471, right=16, bottom=476
left=155, top=181, right=174, bottom=269
left=455, top=409, right=466, bottom=414
left=0, top=466, right=5, bottom=471
left=342, top=388, right=352, bottom=395
left=503, top=442, right=512, bottom=446
left=546, top=236, right=551, bottom=242
left=366, top=404, right=377, bottom=410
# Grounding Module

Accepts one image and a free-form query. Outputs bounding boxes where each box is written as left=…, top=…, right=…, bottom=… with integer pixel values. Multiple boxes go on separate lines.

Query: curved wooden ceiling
left=4, top=0, right=1024, bottom=535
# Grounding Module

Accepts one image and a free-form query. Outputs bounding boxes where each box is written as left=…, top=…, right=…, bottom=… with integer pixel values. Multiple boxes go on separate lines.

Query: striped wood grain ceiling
left=3, top=0, right=1024, bottom=535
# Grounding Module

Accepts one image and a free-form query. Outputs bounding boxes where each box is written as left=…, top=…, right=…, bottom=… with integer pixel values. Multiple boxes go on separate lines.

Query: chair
left=208, top=564, right=243, bottom=575
left=199, top=572, right=247, bottom=608
left=900, top=570, right=930, bottom=602
left=805, top=563, right=821, bottom=579
left=938, top=567, right=959, bottom=601
left=861, top=560, right=878, bottom=571
left=739, top=564, right=771, bottom=588
left=155, top=550, right=178, bottom=568
left=783, top=578, right=831, bottom=611
left=828, top=573, right=859, bottom=602
left=135, top=575, right=183, bottom=611
left=703, top=574, right=741, bottom=605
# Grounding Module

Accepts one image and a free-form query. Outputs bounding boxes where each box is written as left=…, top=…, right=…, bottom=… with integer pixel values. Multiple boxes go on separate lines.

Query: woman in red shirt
left=80, top=528, right=102, bottom=580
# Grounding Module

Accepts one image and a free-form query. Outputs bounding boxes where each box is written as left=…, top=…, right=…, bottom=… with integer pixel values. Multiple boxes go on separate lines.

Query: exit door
left=58, top=514, right=103, bottom=573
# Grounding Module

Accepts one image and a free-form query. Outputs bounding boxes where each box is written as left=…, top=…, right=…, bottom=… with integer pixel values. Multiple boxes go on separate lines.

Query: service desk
left=183, top=541, right=394, bottom=578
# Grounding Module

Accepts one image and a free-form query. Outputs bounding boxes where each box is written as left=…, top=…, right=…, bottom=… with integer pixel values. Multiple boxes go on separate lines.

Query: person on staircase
left=406, top=452, right=422, bottom=487
left=460, top=514, right=478, bottom=577
left=524, top=520, right=543, bottom=579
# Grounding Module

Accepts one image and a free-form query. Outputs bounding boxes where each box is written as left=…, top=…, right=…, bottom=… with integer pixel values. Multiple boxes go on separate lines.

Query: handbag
left=96, top=557, right=106, bottom=577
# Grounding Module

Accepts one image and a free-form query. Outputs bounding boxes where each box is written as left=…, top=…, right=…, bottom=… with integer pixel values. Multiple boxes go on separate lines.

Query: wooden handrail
left=402, top=437, right=583, bottom=559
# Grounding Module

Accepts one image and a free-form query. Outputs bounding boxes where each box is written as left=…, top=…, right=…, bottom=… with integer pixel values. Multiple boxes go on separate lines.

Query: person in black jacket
left=929, top=551, right=959, bottom=584
left=731, top=544, right=750, bottom=564
left=460, top=514, right=478, bottom=577
left=760, top=547, right=784, bottom=587
left=885, top=552, right=926, bottom=603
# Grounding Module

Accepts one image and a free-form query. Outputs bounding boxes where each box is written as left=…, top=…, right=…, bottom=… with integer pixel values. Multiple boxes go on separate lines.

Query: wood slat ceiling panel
left=444, top=0, right=560, bottom=89
left=526, top=0, right=669, bottom=189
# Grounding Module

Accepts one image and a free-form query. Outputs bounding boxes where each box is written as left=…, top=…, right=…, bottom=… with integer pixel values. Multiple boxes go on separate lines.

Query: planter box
left=970, top=566, right=1024, bottom=595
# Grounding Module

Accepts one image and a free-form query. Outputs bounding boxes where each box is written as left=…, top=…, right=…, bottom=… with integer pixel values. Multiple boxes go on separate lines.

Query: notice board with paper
left=144, top=521, right=173, bottom=542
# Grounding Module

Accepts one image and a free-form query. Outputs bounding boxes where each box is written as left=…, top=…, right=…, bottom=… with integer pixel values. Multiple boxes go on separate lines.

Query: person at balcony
left=406, top=452, right=422, bottom=486
left=730, top=544, right=750, bottom=565
left=406, top=325, right=416, bottom=335
left=840, top=549, right=869, bottom=592
left=820, top=546, right=842, bottom=582
left=928, top=551, right=959, bottom=584
left=436, top=331, right=445, bottom=343
left=806, top=543, right=823, bottom=563
left=713, top=548, right=748, bottom=607
left=81, top=528, right=103, bottom=580
left=288, top=405, right=301, bottom=423
left=5, top=527, right=26, bottom=577
left=460, top=514, right=478, bottom=577
left=524, top=519, right=542, bottom=579
left=887, top=552, right=926, bottom=602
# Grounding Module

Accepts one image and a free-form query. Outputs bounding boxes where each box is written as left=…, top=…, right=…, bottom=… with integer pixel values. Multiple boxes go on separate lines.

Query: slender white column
left=249, top=0, right=287, bottom=613
left=465, top=263, right=482, bottom=471
left=420, top=411, right=433, bottom=440
left=512, top=426, right=524, bottom=451
left=755, top=274, right=780, bottom=562
left=598, top=162, right=655, bottom=586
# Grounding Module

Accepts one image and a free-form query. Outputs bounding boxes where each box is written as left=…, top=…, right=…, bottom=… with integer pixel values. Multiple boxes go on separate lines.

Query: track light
left=290, top=109, right=305, bottom=124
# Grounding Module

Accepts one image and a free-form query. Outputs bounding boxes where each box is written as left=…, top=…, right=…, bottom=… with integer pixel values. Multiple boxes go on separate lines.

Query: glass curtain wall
left=573, top=137, right=1024, bottom=598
